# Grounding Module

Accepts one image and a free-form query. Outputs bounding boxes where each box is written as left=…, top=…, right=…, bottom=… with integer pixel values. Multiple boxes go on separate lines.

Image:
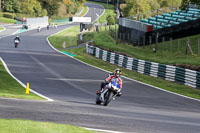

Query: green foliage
left=107, top=14, right=115, bottom=25
left=1, top=0, right=86, bottom=17
left=3, top=12, right=15, bottom=19
left=2, top=0, right=21, bottom=13
left=121, top=0, right=182, bottom=17
left=181, top=0, right=200, bottom=9
left=19, top=0, right=47, bottom=16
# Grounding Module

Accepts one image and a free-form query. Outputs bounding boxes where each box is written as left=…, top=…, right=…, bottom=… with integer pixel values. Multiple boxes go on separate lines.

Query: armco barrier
left=86, top=44, right=200, bottom=89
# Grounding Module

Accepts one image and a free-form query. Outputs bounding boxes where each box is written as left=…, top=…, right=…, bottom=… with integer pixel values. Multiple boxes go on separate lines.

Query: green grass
left=83, top=31, right=200, bottom=66
left=0, top=27, right=4, bottom=30
left=87, top=1, right=116, bottom=23
left=48, top=26, right=80, bottom=48
left=0, top=119, right=97, bottom=133
left=0, top=61, right=44, bottom=100
left=48, top=26, right=200, bottom=100
left=0, top=17, right=16, bottom=23
left=79, top=5, right=88, bottom=17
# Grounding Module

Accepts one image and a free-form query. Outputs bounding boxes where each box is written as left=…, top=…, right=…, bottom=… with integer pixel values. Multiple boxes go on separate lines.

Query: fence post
left=198, top=38, right=200, bottom=55
left=170, top=38, right=173, bottom=52
left=143, top=36, right=145, bottom=48
left=178, top=39, right=180, bottom=52
left=120, top=33, right=122, bottom=42
left=128, top=34, right=130, bottom=45
left=123, top=33, right=125, bottom=42
left=162, top=37, right=165, bottom=51
left=149, top=36, right=152, bottom=50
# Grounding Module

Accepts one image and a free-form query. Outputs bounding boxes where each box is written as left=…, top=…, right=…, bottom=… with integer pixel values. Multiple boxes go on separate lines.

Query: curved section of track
left=0, top=3, right=200, bottom=133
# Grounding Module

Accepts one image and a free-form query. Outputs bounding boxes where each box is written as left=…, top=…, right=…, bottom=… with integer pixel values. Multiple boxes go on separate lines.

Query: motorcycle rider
left=37, top=26, right=41, bottom=32
left=14, top=36, right=20, bottom=47
left=14, top=36, right=20, bottom=42
left=96, top=68, right=122, bottom=96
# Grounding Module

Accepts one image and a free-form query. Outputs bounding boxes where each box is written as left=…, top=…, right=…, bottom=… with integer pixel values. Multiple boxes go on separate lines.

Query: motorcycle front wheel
left=15, top=43, right=18, bottom=48
left=96, top=96, right=101, bottom=105
left=103, top=91, right=114, bottom=106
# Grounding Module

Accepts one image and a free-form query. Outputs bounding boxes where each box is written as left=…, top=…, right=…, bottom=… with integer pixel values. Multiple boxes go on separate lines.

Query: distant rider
left=14, top=36, right=20, bottom=43
left=96, top=68, right=123, bottom=96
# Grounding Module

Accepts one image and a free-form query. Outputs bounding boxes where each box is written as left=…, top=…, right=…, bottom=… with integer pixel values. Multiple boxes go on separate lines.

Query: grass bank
left=0, top=119, right=96, bottom=133
left=0, top=60, right=43, bottom=100
left=84, top=31, right=200, bottom=67
left=0, top=17, right=16, bottom=23
left=48, top=26, right=80, bottom=48
left=48, top=27, right=200, bottom=100
left=79, top=5, right=89, bottom=17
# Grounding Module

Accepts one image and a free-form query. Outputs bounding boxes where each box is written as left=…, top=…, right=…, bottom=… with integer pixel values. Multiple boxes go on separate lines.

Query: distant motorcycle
left=14, top=39, right=19, bottom=48
left=96, top=78, right=121, bottom=106
left=37, top=26, right=41, bottom=32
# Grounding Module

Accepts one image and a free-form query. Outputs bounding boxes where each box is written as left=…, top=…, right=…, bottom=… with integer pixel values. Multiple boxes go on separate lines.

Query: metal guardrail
left=86, top=44, right=200, bottom=89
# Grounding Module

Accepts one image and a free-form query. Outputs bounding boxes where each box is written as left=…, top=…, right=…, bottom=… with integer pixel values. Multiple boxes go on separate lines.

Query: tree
left=2, top=0, right=21, bottom=13
left=20, top=0, right=47, bottom=16
left=181, top=0, right=200, bottom=9
left=107, top=14, right=115, bottom=25
left=38, top=0, right=62, bottom=16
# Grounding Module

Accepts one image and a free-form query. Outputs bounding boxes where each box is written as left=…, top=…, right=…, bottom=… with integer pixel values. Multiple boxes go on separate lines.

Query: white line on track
left=47, top=78, right=103, bottom=82
left=83, top=127, right=129, bottom=133
left=0, top=57, right=54, bottom=101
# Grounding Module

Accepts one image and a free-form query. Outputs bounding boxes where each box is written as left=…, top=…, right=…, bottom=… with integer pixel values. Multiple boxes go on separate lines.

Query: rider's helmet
left=16, top=35, right=19, bottom=38
left=114, top=68, right=121, bottom=78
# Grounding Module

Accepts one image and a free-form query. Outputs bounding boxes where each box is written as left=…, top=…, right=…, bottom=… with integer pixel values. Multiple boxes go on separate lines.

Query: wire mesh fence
left=109, top=27, right=200, bottom=55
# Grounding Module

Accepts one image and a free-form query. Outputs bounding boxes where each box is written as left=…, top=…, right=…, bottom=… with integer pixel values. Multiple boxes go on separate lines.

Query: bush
left=3, top=13, right=15, bottom=19
left=0, top=13, right=3, bottom=17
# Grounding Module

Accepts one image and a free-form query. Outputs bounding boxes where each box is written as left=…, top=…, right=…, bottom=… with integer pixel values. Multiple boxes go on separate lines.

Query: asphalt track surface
left=0, top=3, right=200, bottom=133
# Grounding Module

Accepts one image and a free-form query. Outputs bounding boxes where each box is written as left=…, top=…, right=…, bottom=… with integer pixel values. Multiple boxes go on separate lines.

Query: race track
left=0, top=3, right=200, bottom=133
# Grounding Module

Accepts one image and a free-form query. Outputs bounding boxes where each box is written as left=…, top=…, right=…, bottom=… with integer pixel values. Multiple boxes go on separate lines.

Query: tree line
left=0, top=0, right=86, bottom=17
left=121, top=0, right=200, bottom=17
left=0, top=0, right=199, bottom=18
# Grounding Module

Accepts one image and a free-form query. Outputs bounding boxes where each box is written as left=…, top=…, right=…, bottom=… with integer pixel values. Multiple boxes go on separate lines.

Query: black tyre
left=103, top=91, right=114, bottom=106
left=15, top=44, right=17, bottom=48
left=96, top=96, right=101, bottom=105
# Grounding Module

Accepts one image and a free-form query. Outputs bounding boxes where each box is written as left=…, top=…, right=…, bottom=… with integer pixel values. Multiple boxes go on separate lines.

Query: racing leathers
left=97, top=73, right=123, bottom=96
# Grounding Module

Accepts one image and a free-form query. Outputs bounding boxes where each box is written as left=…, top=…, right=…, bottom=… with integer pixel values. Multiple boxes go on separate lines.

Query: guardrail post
left=143, top=36, right=145, bottom=48
left=170, top=38, right=172, bottom=52
left=198, top=38, right=200, bottom=55
left=178, top=39, right=180, bottom=52
left=128, top=34, right=130, bottom=45
left=162, top=37, right=165, bottom=51
left=149, top=36, right=152, bottom=50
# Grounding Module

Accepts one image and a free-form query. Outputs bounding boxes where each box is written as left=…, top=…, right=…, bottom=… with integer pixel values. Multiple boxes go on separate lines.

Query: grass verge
left=84, top=31, right=200, bottom=66
left=48, top=26, right=80, bottom=48
left=0, top=27, right=4, bottom=30
left=0, top=60, right=44, bottom=100
left=0, top=17, right=16, bottom=23
left=48, top=27, right=200, bottom=100
left=79, top=5, right=89, bottom=17
left=0, top=119, right=96, bottom=133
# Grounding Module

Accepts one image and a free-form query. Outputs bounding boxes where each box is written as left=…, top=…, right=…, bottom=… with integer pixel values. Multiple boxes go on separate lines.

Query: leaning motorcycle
left=96, top=79, right=121, bottom=106
left=14, top=40, right=19, bottom=48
